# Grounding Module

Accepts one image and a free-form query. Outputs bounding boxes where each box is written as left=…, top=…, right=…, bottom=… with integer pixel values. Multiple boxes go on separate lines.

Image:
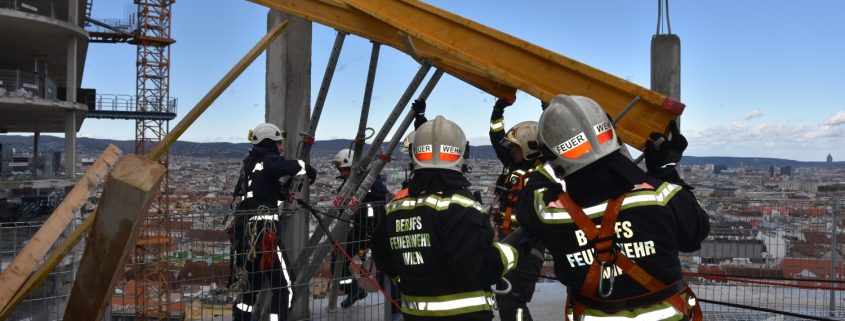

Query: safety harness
left=557, top=192, right=702, bottom=321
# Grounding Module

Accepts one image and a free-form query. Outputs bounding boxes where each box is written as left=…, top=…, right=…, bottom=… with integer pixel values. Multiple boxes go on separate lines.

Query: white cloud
left=823, top=111, right=845, bottom=127
left=686, top=111, right=845, bottom=160
left=744, top=109, right=763, bottom=120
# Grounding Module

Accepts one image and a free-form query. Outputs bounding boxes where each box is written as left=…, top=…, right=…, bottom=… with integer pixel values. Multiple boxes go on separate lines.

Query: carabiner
left=492, top=277, right=512, bottom=295
left=598, top=260, right=616, bottom=298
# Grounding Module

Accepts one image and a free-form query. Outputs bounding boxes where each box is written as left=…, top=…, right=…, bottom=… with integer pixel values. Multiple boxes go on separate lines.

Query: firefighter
left=371, top=115, right=526, bottom=321
left=515, top=95, right=709, bottom=320
left=330, top=148, right=391, bottom=308
left=488, top=97, right=547, bottom=321
left=230, top=123, right=317, bottom=321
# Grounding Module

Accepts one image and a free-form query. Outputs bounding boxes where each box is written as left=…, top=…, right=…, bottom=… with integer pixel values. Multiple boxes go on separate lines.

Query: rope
left=697, top=298, right=839, bottom=321
left=303, top=200, right=402, bottom=311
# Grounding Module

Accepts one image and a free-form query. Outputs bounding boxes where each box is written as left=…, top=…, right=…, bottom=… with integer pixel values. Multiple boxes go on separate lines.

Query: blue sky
left=80, top=1, right=845, bottom=161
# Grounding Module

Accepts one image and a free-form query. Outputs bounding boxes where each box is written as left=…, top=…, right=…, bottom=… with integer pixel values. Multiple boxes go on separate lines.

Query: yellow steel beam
left=252, top=0, right=684, bottom=149
left=249, top=0, right=517, bottom=100
left=343, top=0, right=685, bottom=149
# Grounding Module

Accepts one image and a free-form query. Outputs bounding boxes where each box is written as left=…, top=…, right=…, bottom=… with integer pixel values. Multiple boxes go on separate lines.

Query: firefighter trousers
left=232, top=224, right=293, bottom=321
left=496, top=243, right=544, bottom=321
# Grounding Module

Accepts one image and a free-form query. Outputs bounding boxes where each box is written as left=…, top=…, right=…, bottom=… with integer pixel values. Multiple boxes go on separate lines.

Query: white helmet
left=538, top=95, right=621, bottom=176
left=334, top=149, right=354, bottom=168
left=411, top=116, right=467, bottom=173
left=401, top=130, right=416, bottom=153
left=250, top=123, right=285, bottom=145
left=501, top=121, right=541, bottom=160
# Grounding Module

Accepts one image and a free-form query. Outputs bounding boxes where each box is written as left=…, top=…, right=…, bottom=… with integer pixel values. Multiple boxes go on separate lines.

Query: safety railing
left=95, top=94, right=178, bottom=114
left=102, top=204, right=401, bottom=321
left=2, top=154, right=842, bottom=320
left=683, top=197, right=844, bottom=320
left=0, top=217, right=85, bottom=321
left=0, top=69, right=57, bottom=100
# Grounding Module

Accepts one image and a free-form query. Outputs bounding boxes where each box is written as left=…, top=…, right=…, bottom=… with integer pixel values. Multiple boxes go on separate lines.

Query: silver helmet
left=538, top=95, right=621, bottom=176
left=411, top=116, right=467, bottom=172
left=501, top=121, right=541, bottom=160
left=333, top=149, right=354, bottom=169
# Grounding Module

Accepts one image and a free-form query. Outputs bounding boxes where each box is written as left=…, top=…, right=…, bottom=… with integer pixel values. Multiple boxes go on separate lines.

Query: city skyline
left=72, top=1, right=844, bottom=162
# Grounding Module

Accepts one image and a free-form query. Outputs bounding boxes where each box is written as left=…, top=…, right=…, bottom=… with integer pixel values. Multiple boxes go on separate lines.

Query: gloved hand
left=494, top=96, right=515, bottom=110
left=644, top=120, right=687, bottom=173
left=411, top=99, right=426, bottom=115
left=305, top=164, right=317, bottom=184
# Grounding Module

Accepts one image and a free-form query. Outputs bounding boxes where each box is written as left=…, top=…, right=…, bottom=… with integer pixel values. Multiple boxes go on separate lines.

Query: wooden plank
left=342, top=0, right=685, bottom=149
left=63, top=155, right=166, bottom=321
left=0, top=144, right=122, bottom=312
left=249, top=0, right=517, bottom=99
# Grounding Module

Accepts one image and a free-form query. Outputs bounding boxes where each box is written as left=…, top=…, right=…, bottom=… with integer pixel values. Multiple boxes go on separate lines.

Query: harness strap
left=557, top=192, right=703, bottom=320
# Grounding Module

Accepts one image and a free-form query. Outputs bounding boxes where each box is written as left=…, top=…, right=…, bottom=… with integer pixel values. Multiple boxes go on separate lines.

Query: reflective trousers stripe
left=339, top=278, right=353, bottom=285
left=269, top=313, right=280, bottom=321
left=580, top=305, right=680, bottom=320
left=401, top=291, right=494, bottom=316
left=276, top=246, right=293, bottom=308
left=517, top=308, right=524, bottom=321
left=236, top=303, right=253, bottom=312
left=249, top=214, right=279, bottom=221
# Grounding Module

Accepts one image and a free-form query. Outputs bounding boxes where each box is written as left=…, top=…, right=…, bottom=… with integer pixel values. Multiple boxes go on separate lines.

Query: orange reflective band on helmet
left=414, top=144, right=434, bottom=161
left=439, top=145, right=463, bottom=162
left=554, top=132, right=593, bottom=159
left=594, top=122, right=614, bottom=144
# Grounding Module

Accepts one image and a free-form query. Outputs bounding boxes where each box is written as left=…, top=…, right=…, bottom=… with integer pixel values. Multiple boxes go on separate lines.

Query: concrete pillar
left=266, top=10, right=312, bottom=319
left=650, top=34, right=681, bottom=100
left=67, top=0, right=78, bottom=25
left=64, top=112, right=76, bottom=178
left=33, top=132, right=40, bottom=177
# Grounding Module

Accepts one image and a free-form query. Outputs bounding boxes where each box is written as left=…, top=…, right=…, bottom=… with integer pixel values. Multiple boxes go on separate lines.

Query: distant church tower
left=827, top=153, right=833, bottom=168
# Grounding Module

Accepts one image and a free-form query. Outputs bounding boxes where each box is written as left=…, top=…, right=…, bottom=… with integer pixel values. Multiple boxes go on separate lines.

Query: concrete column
left=67, top=0, right=78, bottom=25
left=33, top=132, right=40, bottom=177
left=266, top=10, right=312, bottom=318
left=66, top=37, right=78, bottom=103
left=650, top=34, right=681, bottom=100
left=64, top=112, right=76, bottom=178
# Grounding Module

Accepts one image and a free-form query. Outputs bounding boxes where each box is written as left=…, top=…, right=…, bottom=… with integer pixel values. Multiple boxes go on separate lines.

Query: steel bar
left=352, top=42, right=382, bottom=167
left=293, top=69, right=443, bottom=311
left=292, top=62, right=432, bottom=269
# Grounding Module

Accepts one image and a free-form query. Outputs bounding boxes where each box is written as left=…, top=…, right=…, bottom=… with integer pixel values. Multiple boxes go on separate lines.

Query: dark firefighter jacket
left=238, top=146, right=306, bottom=209
left=514, top=163, right=710, bottom=303
left=371, top=188, right=519, bottom=319
left=489, top=107, right=539, bottom=235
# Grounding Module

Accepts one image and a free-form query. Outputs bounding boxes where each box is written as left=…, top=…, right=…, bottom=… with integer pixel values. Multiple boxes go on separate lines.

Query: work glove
left=494, top=96, right=515, bottom=111
left=305, top=164, right=317, bottom=184
left=644, top=120, right=686, bottom=173
left=411, top=99, right=426, bottom=116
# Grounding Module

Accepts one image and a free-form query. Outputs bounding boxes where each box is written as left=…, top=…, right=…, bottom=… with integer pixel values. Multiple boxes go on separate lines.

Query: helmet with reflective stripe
left=538, top=94, right=620, bottom=176
left=250, top=123, right=285, bottom=145
left=412, top=115, right=467, bottom=172
left=501, top=121, right=541, bottom=160
left=334, top=149, right=354, bottom=168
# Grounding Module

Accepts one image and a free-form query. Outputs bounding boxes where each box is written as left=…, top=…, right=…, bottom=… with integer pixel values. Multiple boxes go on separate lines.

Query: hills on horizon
left=1, top=135, right=842, bottom=168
